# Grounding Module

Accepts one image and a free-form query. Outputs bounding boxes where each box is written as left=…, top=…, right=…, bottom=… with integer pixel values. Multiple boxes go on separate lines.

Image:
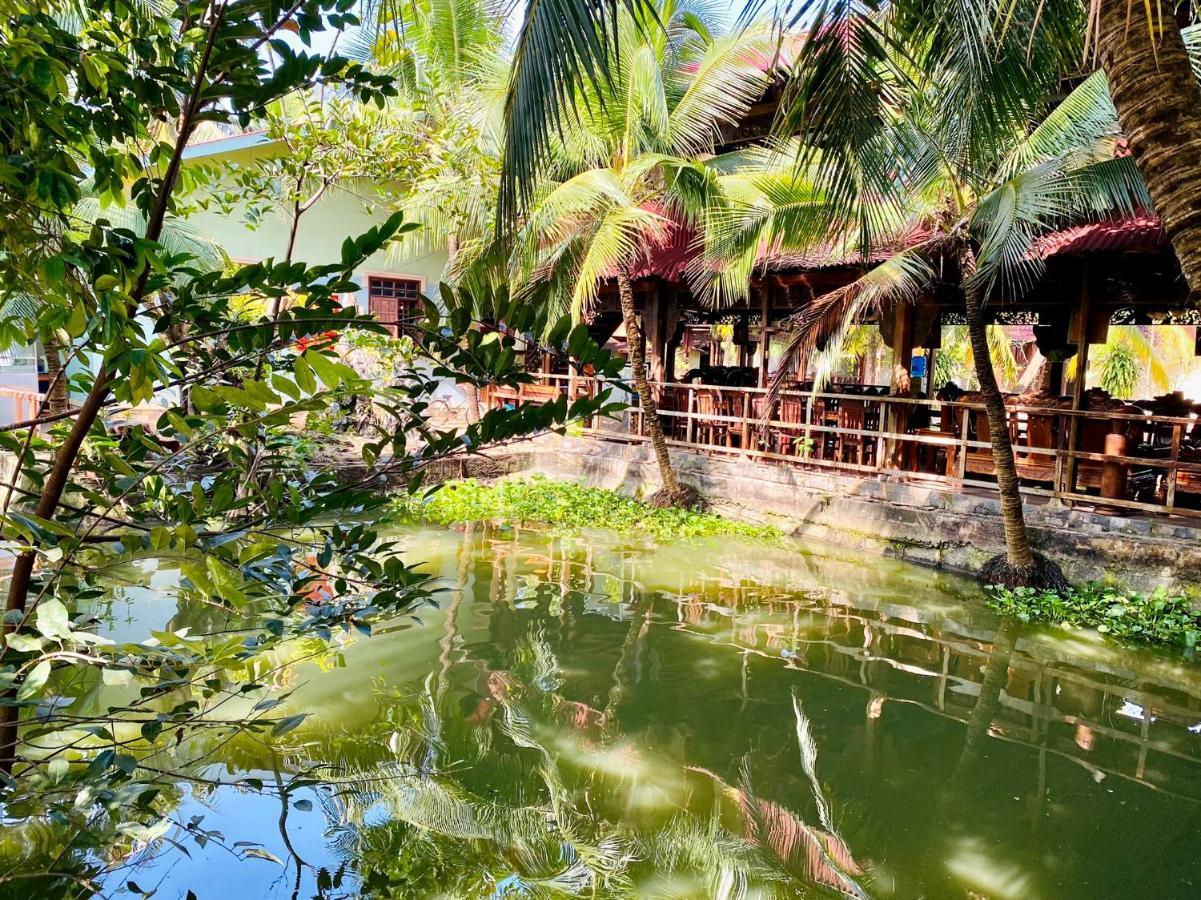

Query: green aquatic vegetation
left=395, top=477, right=781, bottom=542
left=987, top=582, right=1201, bottom=649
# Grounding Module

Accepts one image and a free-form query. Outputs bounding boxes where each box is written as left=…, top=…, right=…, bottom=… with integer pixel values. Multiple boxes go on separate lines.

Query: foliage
left=1084, top=325, right=1198, bottom=400
left=933, top=324, right=1023, bottom=392
left=357, top=0, right=509, bottom=294
left=509, top=0, right=774, bottom=324
left=394, top=476, right=782, bottom=542
left=987, top=582, right=1201, bottom=649
left=201, top=93, right=424, bottom=236
left=1094, top=341, right=1140, bottom=399
left=0, top=0, right=628, bottom=893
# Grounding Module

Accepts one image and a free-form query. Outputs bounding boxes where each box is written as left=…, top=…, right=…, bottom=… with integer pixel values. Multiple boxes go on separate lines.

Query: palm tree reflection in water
left=100, top=525, right=1201, bottom=898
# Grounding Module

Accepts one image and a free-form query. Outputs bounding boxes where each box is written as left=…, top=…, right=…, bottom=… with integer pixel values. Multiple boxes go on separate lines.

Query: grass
left=392, top=476, right=781, bottom=542
left=987, top=582, right=1201, bottom=650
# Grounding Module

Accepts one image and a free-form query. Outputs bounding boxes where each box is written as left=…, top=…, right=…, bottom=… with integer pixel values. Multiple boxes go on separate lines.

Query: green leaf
left=35, top=598, right=71, bottom=640
left=304, top=350, right=342, bottom=389
left=205, top=557, right=248, bottom=608
left=271, top=713, right=306, bottom=736
left=294, top=355, right=317, bottom=394
left=6, top=633, right=45, bottom=653
left=17, top=660, right=51, bottom=701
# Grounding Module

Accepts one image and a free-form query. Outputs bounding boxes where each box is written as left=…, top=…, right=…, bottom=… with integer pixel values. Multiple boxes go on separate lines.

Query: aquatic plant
left=394, top=477, right=782, bottom=542
left=987, top=582, right=1201, bottom=649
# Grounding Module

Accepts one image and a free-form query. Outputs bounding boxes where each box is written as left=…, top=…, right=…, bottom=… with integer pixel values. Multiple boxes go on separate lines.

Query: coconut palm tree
left=507, top=1, right=773, bottom=506
left=894, top=0, right=1201, bottom=301
left=355, top=0, right=513, bottom=422
left=496, top=0, right=1201, bottom=300
left=1091, top=0, right=1201, bottom=297
left=695, top=49, right=1145, bottom=586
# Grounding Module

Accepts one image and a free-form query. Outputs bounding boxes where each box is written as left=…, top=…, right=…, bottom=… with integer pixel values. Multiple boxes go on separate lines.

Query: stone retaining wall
left=498, top=435, right=1201, bottom=594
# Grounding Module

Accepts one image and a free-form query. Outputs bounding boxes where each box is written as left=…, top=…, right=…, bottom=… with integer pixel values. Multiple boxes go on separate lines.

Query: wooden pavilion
left=487, top=211, right=1201, bottom=520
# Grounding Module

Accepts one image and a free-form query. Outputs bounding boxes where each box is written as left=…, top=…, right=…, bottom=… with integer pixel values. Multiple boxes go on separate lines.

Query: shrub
left=987, top=582, right=1201, bottom=649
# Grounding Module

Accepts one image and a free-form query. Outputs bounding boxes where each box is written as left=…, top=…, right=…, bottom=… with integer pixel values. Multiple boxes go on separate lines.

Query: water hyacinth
left=392, top=476, right=781, bottom=543
left=987, top=582, right=1201, bottom=649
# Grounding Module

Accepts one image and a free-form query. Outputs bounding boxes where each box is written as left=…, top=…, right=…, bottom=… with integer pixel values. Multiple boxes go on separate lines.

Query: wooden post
left=1098, top=431, right=1129, bottom=513
left=643, top=282, right=670, bottom=392
left=889, top=300, right=915, bottom=395
left=885, top=300, right=916, bottom=469
left=1062, top=263, right=1091, bottom=498
left=1166, top=423, right=1182, bottom=510
left=686, top=386, right=696, bottom=445
left=758, top=284, right=771, bottom=389
left=741, top=390, right=752, bottom=449
left=956, top=403, right=970, bottom=482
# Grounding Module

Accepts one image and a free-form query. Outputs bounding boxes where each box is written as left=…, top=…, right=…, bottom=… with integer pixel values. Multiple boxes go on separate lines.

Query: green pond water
left=47, top=525, right=1201, bottom=897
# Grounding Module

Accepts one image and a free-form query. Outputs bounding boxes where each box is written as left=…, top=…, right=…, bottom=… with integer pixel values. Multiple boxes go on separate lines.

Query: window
left=367, top=276, right=422, bottom=337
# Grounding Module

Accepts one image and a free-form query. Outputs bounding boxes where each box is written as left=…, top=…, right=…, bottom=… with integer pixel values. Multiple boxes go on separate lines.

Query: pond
left=42, top=525, right=1201, bottom=897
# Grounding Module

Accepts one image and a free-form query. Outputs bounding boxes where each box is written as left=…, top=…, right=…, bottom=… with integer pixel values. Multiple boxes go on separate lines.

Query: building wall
left=180, top=137, right=449, bottom=311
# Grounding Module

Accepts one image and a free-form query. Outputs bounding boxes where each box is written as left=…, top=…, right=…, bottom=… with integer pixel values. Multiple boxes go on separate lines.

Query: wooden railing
left=483, top=374, right=1201, bottom=519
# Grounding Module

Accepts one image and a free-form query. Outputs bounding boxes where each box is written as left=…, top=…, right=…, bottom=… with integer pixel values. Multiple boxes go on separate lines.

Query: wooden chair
left=775, top=396, right=804, bottom=456
left=695, top=389, right=730, bottom=447
left=965, top=408, right=998, bottom=476
left=836, top=399, right=873, bottom=466
left=750, top=394, right=772, bottom=451
left=658, top=386, right=687, bottom=440
left=1015, top=413, right=1057, bottom=483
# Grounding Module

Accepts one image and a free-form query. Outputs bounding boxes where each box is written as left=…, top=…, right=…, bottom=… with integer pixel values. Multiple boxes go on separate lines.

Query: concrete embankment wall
left=497, top=435, right=1201, bottom=594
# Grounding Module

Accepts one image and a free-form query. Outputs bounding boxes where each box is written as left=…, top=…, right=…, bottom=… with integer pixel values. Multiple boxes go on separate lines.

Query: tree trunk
left=0, top=15, right=222, bottom=771
left=947, top=618, right=1016, bottom=793
left=616, top=270, right=680, bottom=496
left=448, top=234, right=481, bottom=424
left=42, top=335, right=70, bottom=415
left=1098, top=0, right=1201, bottom=298
left=963, top=284, right=1036, bottom=572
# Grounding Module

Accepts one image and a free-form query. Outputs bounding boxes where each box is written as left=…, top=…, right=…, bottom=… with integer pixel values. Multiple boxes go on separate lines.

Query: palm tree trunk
left=1098, top=0, right=1201, bottom=297
left=42, top=335, right=69, bottom=414
left=946, top=618, right=1016, bottom=794
left=616, top=269, right=681, bottom=496
left=963, top=284, right=1037, bottom=573
left=960, top=245, right=1065, bottom=588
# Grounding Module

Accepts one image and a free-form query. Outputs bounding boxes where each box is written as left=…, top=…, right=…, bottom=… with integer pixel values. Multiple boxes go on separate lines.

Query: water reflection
left=29, top=524, right=1201, bottom=898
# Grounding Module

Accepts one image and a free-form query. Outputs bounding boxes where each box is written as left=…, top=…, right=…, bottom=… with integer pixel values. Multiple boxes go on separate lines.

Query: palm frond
left=769, top=1, right=911, bottom=248
left=893, top=0, right=1083, bottom=177
left=571, top=205, right=670, bottom=316
left=997, top=70, right=1118, bottom=179
left=969, top=157, right=1075, bottom=298
left=768, top=245, right=936, bottom=399
left=498, top=0, right=660, bottom=222
left=665, top=27, right=774, bottom=156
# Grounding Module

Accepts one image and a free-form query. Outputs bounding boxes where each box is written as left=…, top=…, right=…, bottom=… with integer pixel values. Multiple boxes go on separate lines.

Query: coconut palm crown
left=693, top=6, right=1149, bottom=586
left=507, top=0, right=775, bottom=502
